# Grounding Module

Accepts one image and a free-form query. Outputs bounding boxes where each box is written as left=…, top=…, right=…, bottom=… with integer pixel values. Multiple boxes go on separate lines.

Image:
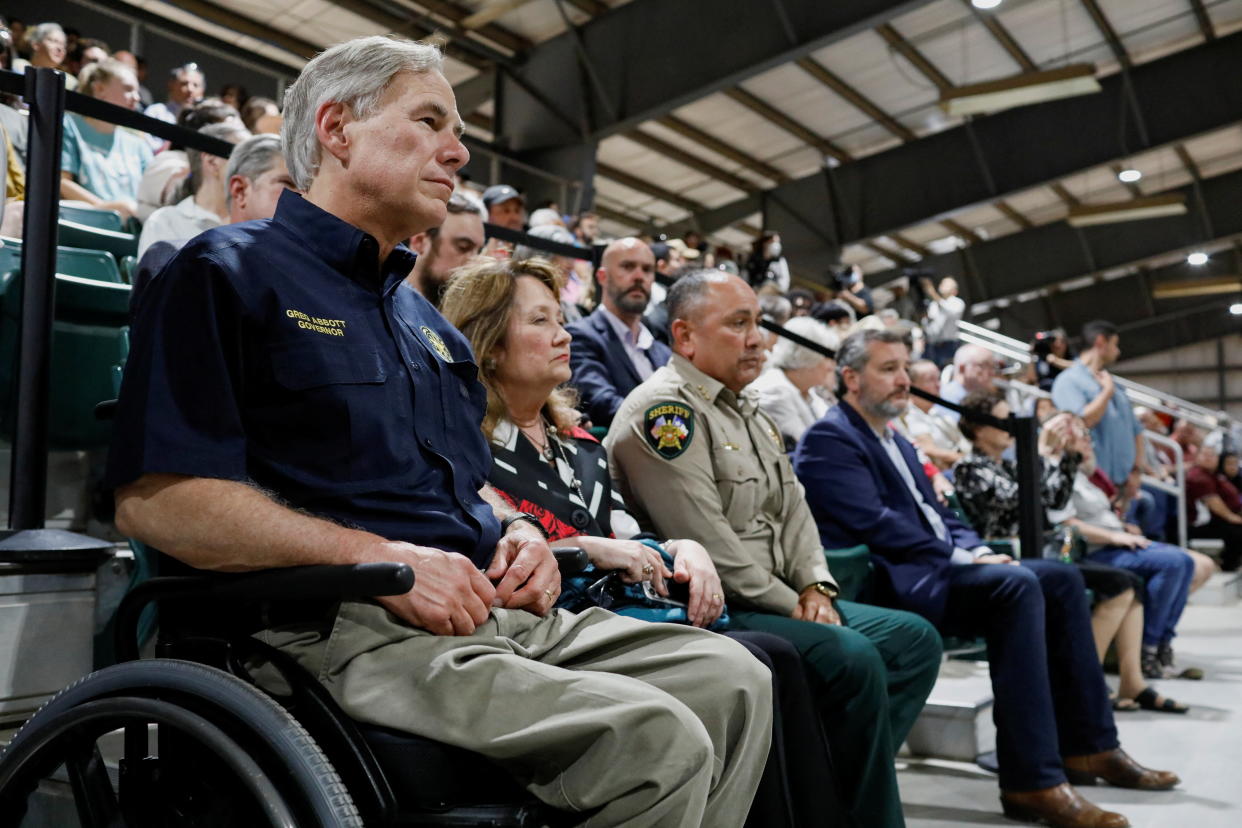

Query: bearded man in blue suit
left=793, top=328, right=1178, bottom=828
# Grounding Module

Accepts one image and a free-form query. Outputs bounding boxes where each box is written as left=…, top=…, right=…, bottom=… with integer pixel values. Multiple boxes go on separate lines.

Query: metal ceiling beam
left=497, top=0, right=936, bottom=148
left=940, top=218, right=982, bottom=245
left=721, top=87, right=853, bottom=163
left=960, top=0, right=1038, bottom=72
left=866, top=166, right=1242, bottom=307
left=594, top=162, right=706, bottom=214
left=656, top=116, right=789, bottom=184
left=171, top=0, right=321, bottom=58
left=665, top=32, right=1242, bottom=268
left=875, top=22, right=954, bottom=91
left=863, top=241, right=910, bottom=263
left=1049, top=183, right=1081, bottom=209
left=891, top=233, right=930, bottom=258
left=330, top=0, right=509, bottom=69
left=1187, top=0, right=1217, bottom=41
left=413, top=0, right=533, bottom=53
left=462, top=0, right=538, bottom=30
left=563, top=0, right=610, bottom=16
left=622, top=131, right=758, bottom=194
left=995, top=200, right=1034, bottom=230
left=794, top=56, right=917, bottom=142
left=1078, top=0, right=1131, bottom=70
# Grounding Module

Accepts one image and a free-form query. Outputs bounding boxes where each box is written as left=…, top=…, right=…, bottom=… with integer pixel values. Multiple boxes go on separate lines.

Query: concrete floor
left=898, top=575, right=1242, bottom=827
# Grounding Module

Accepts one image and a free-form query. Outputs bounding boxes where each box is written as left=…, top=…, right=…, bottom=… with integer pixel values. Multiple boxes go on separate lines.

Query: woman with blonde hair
left=441, top=255, right=849, bottom=828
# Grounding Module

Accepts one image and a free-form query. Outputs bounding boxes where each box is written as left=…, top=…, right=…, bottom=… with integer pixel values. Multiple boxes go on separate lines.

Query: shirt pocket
left=713, top=446, right=763, bottom=533
left=261, top=343, right=392, bottom=482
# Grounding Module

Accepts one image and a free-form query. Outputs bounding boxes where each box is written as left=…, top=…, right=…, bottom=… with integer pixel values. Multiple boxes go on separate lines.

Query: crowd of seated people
left=2, top=17, right=1232, bottom=827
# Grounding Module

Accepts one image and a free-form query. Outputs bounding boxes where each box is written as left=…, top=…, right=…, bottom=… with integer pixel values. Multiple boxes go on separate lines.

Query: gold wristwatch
left=808, top=582, right=839, bottom=600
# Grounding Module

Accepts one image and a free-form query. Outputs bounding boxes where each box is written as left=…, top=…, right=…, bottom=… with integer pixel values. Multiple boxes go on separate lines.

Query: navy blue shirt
left=106, top=190, right=501, bottom=566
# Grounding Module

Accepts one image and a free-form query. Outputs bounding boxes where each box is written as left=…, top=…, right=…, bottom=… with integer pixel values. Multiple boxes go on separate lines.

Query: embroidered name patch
left=644, top=402, right=694, bottom=459
left=286, top=308, right=346, bottom=337
left=421, top=325, right=452, bottom=361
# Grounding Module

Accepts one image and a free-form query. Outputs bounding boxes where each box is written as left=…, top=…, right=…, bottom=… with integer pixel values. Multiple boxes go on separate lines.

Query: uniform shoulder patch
left=644, top=401, right=695, bottom=459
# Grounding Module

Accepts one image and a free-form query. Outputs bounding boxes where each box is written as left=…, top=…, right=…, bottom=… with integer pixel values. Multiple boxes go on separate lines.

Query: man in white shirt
left=920, top=276, right=965, bottom=367
left=895, top=358, right=969, bottom=469
left=137, top=122, right=249, bottom=258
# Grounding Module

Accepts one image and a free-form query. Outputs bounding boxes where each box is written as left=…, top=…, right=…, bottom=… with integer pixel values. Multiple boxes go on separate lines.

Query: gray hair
left=772, top=316, right=839, bottom=372
left=187, top=122, right=250, bottom=196
left=835, top=328, right=910, bottom=384
left=513, top=224, right=576, bottom=262
left=666, top=268, right=733, bottom=325
left=29, top=22, right=64, bottom=46
left=758, top=293, right=792, bottom=327
left=225, top=134, right=284, bottom=208
left=281, top=36, right=444, bottom=191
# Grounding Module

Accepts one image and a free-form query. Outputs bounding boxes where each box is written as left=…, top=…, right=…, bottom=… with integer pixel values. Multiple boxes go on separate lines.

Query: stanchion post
left=9, top=67, right=65, bottom=531
left=1013, top=414, right=1043, bottom=559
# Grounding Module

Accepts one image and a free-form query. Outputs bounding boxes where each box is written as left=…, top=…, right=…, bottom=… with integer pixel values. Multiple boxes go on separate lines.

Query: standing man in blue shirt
left=1052, top=320, right=1144, bottom=488
left=567, top=237, right=671, bottom=427
left=107, top=35, right=772, bottom=826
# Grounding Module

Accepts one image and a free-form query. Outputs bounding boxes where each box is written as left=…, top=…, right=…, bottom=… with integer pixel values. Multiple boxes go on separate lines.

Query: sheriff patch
left=644, top=402, right=694, bottom=459
left=420, top=326, right=452, bottom=361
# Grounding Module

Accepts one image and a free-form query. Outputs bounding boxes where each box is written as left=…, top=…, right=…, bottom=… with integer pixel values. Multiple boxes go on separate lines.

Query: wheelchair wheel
left=0, top=659, right=362, bottom=828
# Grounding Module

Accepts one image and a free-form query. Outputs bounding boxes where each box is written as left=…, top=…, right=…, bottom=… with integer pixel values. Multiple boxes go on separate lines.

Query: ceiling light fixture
left=1066, top=193, right=1187, bottom=227
left=972, top=0, right=1003, bottom=8
left=1117, top=168, right=1142, bottom=183
left=1187, top=251, right=1209, bottom=266
left=1152, top=276, right=1240, bottom=300
left=1230, top=303, right=1242, bottom=316
left=939, top=64, right=1101, bottom=116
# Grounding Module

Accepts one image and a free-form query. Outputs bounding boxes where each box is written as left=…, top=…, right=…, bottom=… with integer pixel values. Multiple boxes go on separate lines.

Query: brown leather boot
left=1000, top=783, right=1129, bottom=827
left=1063, top=748, right=1180, bottom=790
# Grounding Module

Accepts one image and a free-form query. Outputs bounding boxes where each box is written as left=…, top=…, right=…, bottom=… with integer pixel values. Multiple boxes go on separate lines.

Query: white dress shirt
left=599, top=305, right=656, bottom=381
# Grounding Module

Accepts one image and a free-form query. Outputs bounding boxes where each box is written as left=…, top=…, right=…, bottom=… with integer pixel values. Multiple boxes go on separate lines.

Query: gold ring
left=544, top=587, right=556, bottom=599
left=642, top=563, right=655, bottom=575
left=711, top=593, right=722, bottom=602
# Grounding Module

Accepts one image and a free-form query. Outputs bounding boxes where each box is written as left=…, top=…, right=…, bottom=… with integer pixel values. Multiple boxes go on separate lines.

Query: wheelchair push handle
left=553, top=546, right=588, bottom=575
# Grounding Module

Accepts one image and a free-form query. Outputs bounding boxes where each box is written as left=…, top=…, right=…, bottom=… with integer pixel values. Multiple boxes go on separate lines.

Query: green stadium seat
left=0, top=237, right=124, bottom=283
left=0, top=270, right=131, bottom=449
left=59, top=204, right=125, bottom=232
left=119, top=254, right=138, bottom=284
left=57, top=219, right=139, bottom=262
left=823, top=544, right=872, bottom=603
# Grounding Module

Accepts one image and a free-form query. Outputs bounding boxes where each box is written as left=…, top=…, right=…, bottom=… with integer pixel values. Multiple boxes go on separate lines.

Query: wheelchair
left=0, top=550, right=589, bottom=827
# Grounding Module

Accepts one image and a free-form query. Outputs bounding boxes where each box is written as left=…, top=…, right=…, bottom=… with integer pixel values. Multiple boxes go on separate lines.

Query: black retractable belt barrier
left=483, top=221, right=602, bottom=268
left=759, top=317, right=1043, bottom=557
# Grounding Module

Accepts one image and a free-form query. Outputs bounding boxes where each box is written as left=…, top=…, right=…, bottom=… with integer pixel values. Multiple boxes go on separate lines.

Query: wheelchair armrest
left=115, top=563, right=413, bottom=663
left=554, top=547, right=588, bottom=575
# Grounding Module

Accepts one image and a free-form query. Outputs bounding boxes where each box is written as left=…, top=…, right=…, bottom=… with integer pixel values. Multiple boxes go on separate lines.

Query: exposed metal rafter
left=413, top=0, right=533, bottom=53
left=891, top=233, right=930, bottom=258
left=171, top=0, right=320, bottom=58
left=1109, top=164, right=1145, bottom=198
left=563, top=0, right=610, bottom=16
left=656, top=116, right=790, bottom=184
left=623, top=131, right=758, bottom=194
left=960, top=0, right=1038, bottom=72
left=875, top=22, right=954, bottom=91
left=794, top=57, right=917, bottom=142
left=940, top=218, right=982, bottom=245
left=722, top=87, right=853, bottom=164
left=994, top=200, right=1035, bottom=230
left=864, top=240, right=910, bottom=263
left=1049, top=183, right=1081, bottom=209
left=1078, top=0, right=1131, bottom=70
left=1187, top=0, right=1217, bottom=41
left=595, top=162, right=706, bottom=214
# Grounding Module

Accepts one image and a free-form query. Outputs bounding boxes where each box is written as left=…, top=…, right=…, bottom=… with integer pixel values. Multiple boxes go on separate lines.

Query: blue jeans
left=1125, top=484, right=1172, bottom=541
left=1086, top=542, right=1195, bottom=646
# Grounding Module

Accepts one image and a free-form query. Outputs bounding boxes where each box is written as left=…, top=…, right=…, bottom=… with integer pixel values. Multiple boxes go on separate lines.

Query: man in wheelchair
left=100, top=35, right=773, bottom=826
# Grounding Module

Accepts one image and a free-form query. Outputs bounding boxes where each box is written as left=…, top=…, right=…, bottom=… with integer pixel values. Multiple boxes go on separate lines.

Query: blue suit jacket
left=567, top=308, right=671, bottom=427
left=793, top=400, right=982, bottom=625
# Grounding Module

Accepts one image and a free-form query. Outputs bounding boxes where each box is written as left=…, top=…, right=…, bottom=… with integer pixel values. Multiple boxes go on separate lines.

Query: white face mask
left=766, top=241, right=782, bottom=259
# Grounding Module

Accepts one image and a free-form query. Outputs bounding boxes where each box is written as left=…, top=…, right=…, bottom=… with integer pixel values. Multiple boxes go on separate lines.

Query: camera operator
left=918, top=274, right=964, bottom=367
left=1032, top=329, right=1072, bottom=392
left=830, top=264, right=874, bottom=318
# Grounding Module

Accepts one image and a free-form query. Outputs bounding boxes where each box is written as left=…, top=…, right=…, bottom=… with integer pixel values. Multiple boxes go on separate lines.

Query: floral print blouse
left=953, top=450, right=1081, bottom=540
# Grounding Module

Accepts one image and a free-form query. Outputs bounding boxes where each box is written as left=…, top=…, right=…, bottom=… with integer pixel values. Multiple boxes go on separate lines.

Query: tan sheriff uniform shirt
left=606, top=354, right=835, bottom=616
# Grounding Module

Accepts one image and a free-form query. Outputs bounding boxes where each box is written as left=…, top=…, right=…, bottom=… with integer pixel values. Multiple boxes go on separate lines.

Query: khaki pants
left=261, top=604, right=772, bottom=828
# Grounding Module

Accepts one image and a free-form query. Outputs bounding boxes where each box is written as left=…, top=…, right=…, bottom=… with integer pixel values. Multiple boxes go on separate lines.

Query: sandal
left=1131, top=686, right=1189, bottom=714
left=1112, top=697, right=1140, bottom=712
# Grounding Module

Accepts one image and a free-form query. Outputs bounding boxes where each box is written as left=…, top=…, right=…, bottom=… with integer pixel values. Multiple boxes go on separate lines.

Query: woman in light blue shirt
left=60, top=58, right=152, bottom=221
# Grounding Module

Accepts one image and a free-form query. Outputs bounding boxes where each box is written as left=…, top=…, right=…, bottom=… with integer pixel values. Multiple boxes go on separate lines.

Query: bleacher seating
left=56, top=219, right=139, bottom=263
left=0, top=237, right=124, bottom=283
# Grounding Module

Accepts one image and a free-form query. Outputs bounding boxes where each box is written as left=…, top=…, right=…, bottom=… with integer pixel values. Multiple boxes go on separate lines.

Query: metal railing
left=957, top=320, right=1235, bottom=433
left=1141, top=430, right=1187, bottom=549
